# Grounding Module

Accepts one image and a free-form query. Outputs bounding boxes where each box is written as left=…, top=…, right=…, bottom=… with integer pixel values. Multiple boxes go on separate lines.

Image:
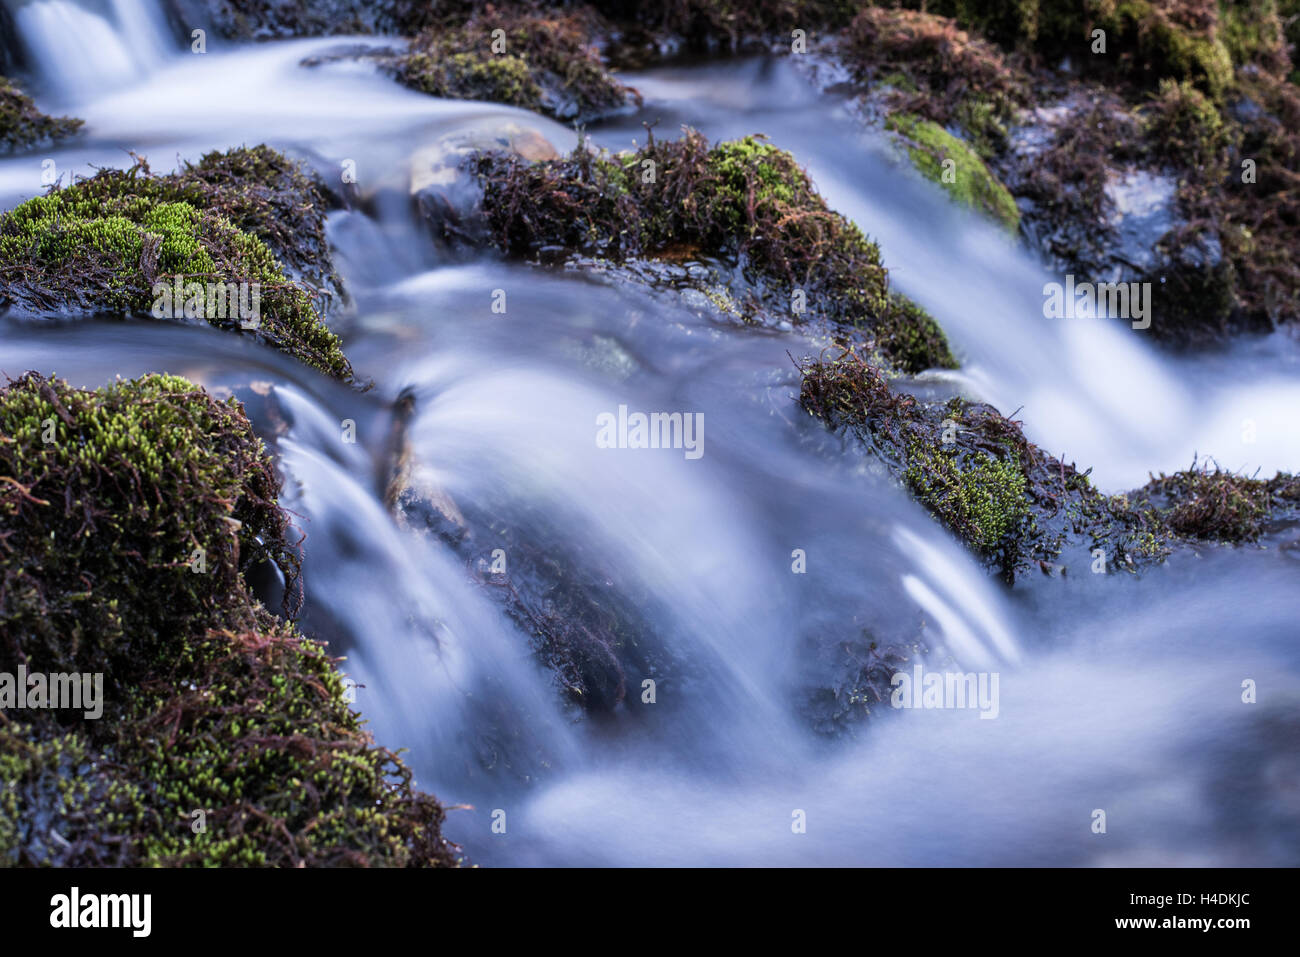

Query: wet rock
left=194, top=0, right=397, bottom=39
left=406, top=121, right=563, bottom=257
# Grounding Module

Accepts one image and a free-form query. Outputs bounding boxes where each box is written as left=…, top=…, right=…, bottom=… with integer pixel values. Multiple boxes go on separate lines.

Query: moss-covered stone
left=470, top=129, right=957, bottom=368
left=836, top=10, right=1025, bottom=229
left=0, top=372, right=456, bottom=866
left=1143, top=77, right=1233, bottom=175
left=851, top=0, right=1300, bottom=341
left=1089, top=0, right=1235, bottom=99
left=0, top=76, right=82, bottom=153
left=587, top=0, right=862, bottom=55
left=844, top=7, right=1028, bottom=158
left=885, top=112, right=1022, bottom=231
left=799, top=350, right=1300, bottom=579
left=904, top=442, right=1031, bottom=554
left=888, top=0, right=1236, bottom=98
left=1133, top=462, right=1300, bottom=542
left=383, top=6, right=634, bottom=122
left=1212, top=69, right=1300, bottom=327
left=799, top=350, right=1172, bottom=579
left=203, top=0, right=405, bottom=38
left=0, top=147, right=352, bottom=380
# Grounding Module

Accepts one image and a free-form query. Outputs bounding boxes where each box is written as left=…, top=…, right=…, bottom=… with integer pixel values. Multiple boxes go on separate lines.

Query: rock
left=0, top=372, right=457, bottom=866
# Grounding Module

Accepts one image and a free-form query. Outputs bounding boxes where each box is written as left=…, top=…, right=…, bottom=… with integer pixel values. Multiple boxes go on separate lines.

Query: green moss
left=886, top=112, right=1021, bottom=232
left=881, top=0, right=1239, bottom=96
left=1218, top=0, right=1288, bottom=71
left=845, top=7, right=1028, bottom=158
left=876, top=70, right=919, bottom=92
left=0, top=76, right=82, bottom=153
left=0, top=373, right=456, bottom=867
left=1092, top=0, right=1235, bottom=99
left=800, top=351, right=1300, bottom=578
left=0, top=149, right=351, bottom=380
left=399, top=49, right=543, bottom=108
left=1143, top=78, right=1232, bottom=175
left=0, top=372, right=292, bottom=681
left=905, top=444, right=1030, bottom=554
left=707, top=137, right=800, bottom=207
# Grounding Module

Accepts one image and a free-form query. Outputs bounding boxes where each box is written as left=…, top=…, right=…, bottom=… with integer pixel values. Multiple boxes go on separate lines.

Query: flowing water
left=1, top=3, right=1297, bottom=866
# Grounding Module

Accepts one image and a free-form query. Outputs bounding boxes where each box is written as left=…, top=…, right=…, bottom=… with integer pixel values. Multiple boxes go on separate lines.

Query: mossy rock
left=1087, top=0, right=1235, bottom=100
left=836, top=2, right=1299, bottom=341
left=1132, top=462, right=1300, bottom=543
left=583, top=0, right=862, bottom=52
left=382, top=6, right=634, bottom=122
left=203, top=0, right=395, bottom=38
left=844, top=7, right=1029, bottom=158
left=0, top=147, right=352, bottom=380
left=798, top=350, right=1171, bottom=580
left=799, top=351, right=1300, bottom=579
left=0, top=372, right=456, bottom=866
left=886, top=111, right=1021, bottom=232
left=888, top=0, right=1235, bottom=98
left=0, top=76, right=82, bottom=154
left=471, top=129, right=956, bottom=372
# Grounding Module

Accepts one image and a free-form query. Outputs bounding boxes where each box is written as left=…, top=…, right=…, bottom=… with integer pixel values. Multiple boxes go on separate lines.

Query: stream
left=1, top=0, right=1297, bottom=866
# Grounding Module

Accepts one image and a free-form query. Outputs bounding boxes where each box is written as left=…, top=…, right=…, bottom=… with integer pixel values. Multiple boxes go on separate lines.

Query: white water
left=5, top=0, right=171, bottom=102
left=1, top=6, right=1297, bottom=866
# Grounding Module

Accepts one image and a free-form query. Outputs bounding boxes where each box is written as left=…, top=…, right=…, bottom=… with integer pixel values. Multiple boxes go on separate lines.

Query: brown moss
left=585, top=0, right=862, bottom=53
left=845, top=7, right=1028, bottom=157
left=473, top=129, right=913, bottom=349
left=874, top=292, right=960, bottom=374
left=1134, top=460, right=1299, bottom=542
left=381, top=4, right=635, bottom=122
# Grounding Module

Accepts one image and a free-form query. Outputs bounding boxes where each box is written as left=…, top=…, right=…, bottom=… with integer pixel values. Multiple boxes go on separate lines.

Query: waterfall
left=5, top=0, right=174, bottom=101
